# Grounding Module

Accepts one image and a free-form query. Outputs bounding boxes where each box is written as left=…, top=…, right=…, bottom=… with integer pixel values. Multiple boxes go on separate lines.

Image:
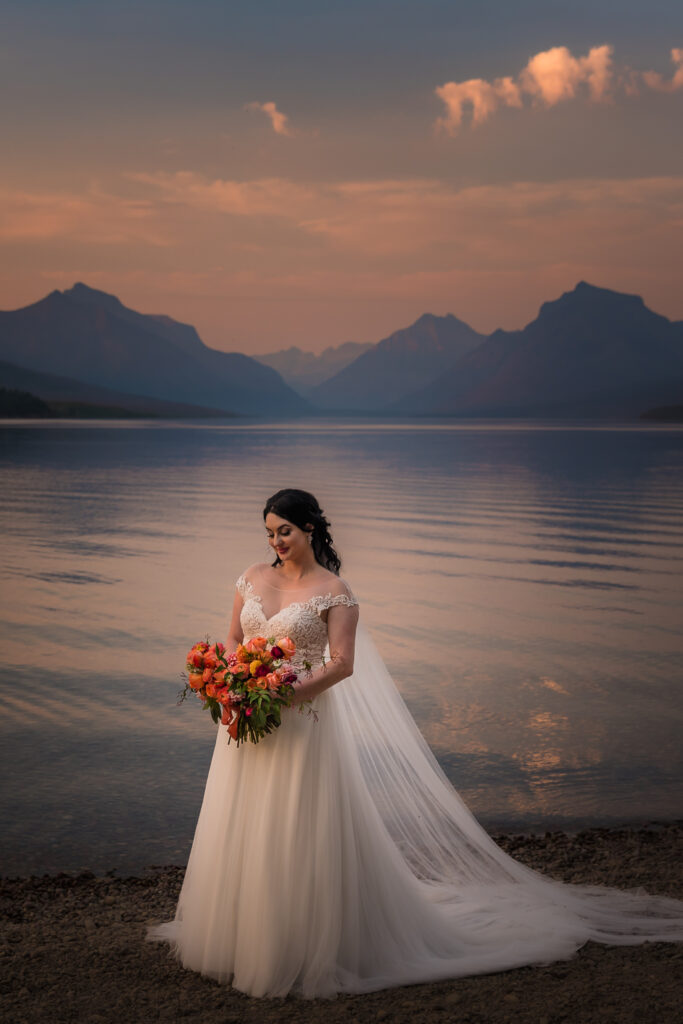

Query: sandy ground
left=1, top=823, right=682, bottom=1024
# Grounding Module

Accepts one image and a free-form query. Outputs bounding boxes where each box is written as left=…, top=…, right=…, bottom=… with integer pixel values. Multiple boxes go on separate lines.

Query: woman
left=148, top=488, right=683, bottom=999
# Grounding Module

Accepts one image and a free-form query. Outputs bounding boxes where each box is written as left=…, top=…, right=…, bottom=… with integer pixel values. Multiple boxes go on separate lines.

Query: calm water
left=1, top=419, right=682, bottom=876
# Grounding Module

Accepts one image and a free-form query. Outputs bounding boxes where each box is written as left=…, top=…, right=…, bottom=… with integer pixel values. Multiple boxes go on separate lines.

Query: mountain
left=255, top=341, right=374, bottom=396
left=0, top=357, right=235, bottom=417
left=308, top=313, right=486, bottom=411
left=396, top=282, right=683, bottom=417
left=0, top=283, right=306, bottom=416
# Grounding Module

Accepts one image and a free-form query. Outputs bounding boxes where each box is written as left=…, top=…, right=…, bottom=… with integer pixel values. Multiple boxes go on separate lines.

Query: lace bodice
left=236, top=573, right=359, bottom=669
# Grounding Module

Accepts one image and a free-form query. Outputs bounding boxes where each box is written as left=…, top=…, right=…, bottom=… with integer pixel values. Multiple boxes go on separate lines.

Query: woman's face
left=265, top=512, right=312, bottom=564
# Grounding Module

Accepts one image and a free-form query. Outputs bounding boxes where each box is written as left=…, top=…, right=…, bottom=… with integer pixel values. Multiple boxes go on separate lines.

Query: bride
left=148, top=488, right=683, bottom=999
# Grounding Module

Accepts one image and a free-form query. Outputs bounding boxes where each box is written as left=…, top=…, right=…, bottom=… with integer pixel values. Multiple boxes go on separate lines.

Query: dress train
left=147, top=581, right=683, bottom=998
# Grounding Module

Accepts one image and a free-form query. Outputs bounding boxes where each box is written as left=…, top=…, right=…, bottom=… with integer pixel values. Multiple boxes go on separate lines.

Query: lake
left=0, top=418, right=682, bottom=876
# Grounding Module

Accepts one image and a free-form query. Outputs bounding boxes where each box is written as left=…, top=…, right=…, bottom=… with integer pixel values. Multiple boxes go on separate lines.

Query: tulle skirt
left=147, top=627, right=683, bottom=998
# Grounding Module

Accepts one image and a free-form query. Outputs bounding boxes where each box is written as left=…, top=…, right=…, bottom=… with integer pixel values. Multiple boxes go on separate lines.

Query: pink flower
left=245, top=707, right=253, bottom=717
left=245, top=637, right=268, bottom=654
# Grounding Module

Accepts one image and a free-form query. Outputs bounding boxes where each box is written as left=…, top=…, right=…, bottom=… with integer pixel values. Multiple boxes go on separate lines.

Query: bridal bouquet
left=179, top=635, right=308, bottom=747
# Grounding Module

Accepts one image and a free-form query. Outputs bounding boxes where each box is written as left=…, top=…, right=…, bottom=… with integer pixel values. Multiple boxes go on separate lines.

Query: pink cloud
left=520, top=45, right=613, bottom=105
left=434, top=76, right=522, bottom=133
left=642, top=48, right=683, bottom=93
left=244, top=100, right=292, bottom=136
left=0, top=184, right=169, bottom=246
left=435, top=43, right=635, bottom=134
left=126, top=171, right=316, bottom=217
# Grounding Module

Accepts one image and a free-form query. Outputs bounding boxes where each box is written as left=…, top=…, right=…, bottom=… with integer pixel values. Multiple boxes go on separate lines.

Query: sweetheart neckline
left=247, top=592, right=334, bottom=624
left=238, top=575, right=356, bottom=623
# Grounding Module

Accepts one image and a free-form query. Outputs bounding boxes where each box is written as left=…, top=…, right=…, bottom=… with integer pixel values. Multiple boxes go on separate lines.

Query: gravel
left=1, top=823, right=682, bottom=1024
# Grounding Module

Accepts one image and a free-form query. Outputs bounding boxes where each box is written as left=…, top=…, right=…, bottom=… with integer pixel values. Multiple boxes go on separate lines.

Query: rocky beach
left=1, top=823, right=681, bottom=1024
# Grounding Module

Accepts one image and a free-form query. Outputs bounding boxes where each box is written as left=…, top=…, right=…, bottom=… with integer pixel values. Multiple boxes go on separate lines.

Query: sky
left=1, top=0, right=682, bottom=354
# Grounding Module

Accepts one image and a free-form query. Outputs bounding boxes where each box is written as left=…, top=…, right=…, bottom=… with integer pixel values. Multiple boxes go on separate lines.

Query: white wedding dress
left=147, top=574, right=683, bottom=999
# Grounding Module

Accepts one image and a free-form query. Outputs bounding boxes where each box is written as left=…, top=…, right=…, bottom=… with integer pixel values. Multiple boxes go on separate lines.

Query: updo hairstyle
left=263, top=489, right=341, bottom=575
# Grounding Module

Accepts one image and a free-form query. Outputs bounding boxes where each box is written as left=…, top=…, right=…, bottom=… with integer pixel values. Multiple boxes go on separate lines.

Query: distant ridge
left=2, top=281, right=681, bottom=421
left=392, top=282, right=683, bottom=418
left=0, top=357, right=235, bottom=418
left=309, top=312, right=486, bottom=411
left=0, top=284, right=306, bottom=417
left=255, top=341, right=374, bottom=396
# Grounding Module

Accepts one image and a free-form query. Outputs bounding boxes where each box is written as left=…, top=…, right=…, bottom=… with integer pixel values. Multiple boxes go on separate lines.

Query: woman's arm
left=290, top=602, right=359, bottom=704
left=226, top=589, right=244, bottom=651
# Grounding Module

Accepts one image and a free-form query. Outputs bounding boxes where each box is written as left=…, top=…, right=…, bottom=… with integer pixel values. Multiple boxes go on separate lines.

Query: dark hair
left=263, top=489, right=341, bottom=575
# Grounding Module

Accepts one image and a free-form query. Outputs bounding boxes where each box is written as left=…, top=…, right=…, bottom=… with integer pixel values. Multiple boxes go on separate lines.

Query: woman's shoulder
left=235, top=562, right=268, bottom=596
left=239, top=562, right=269, bottom=582
left=316, top=571, right=359, bottom=609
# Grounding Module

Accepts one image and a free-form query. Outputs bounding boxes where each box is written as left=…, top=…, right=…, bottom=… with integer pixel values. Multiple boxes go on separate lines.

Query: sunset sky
left=2, top=0, right=682, bottom=354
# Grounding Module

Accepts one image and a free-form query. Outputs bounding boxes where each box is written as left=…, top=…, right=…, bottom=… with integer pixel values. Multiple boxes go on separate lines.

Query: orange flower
left=205, top=682, right=217, bottom=698
left=203, top=651, right=219, bottom=671
left=202, top=667, right=213, bottom=683
left=235, top=644, right=250, bottom=663
left=188, top=672, right=204, bottom=690
left=276, top=636, right=296, bottom=659
left=245, top=637, right=268, bottom=655
left=264, top=672, right=281, bottom=690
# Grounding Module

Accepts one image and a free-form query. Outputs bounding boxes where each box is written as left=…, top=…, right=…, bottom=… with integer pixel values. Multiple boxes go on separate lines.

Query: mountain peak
left=62, top=282, right=124, bottom=308
left=537, top=281, right=647, bottom=324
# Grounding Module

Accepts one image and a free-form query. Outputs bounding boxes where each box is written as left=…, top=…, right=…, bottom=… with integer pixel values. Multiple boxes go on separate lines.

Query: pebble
left=0, top=824, right=681, bottom=1024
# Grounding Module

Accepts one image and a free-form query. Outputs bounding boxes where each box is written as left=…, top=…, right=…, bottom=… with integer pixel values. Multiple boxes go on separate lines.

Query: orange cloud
left=642, top=48, right=683, bottom=93
left=126, top=170, right=315, bottom=216
left=520, top=45, right=613, bottom=104
left=436, top=44, right=614, bottom=135
left=434, top=76, right=522, bottom=133
left=0, top=184, right=169, bottom=246
left=3, top=173, right=682, bottom=344
left=436, top=43, right=625, bottom=134
left=244, top=100, right=292, bottom=136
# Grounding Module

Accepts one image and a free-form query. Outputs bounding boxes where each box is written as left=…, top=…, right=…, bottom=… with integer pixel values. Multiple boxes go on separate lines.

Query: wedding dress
left=147, top=574, right=683, bottom=999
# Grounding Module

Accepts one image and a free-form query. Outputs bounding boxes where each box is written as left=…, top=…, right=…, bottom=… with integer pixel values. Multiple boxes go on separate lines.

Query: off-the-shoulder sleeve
left=310, top=584, right=359, bottom=616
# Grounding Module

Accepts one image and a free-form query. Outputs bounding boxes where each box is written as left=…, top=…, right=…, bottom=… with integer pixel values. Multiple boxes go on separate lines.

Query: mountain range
left=309, top=313, right=486, bottom=411
left=0, top=283, right=305, bottom=417
left=392, top=282, right=683, bottom=417
left=1, top=281, right=681, bottom=419
left=255, top=341, right=373, bottom=396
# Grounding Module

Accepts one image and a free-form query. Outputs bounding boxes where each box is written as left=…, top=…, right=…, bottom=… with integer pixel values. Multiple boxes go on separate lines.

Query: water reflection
left=0, top=420, right=682, bottom=874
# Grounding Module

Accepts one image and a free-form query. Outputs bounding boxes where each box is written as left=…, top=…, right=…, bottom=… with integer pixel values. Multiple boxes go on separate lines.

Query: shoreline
left=1, top=823, right=682, bottom=1023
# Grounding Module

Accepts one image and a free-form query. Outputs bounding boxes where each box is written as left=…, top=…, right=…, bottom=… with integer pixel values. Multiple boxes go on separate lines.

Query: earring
left=308, top=533, right=313, bottom=545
